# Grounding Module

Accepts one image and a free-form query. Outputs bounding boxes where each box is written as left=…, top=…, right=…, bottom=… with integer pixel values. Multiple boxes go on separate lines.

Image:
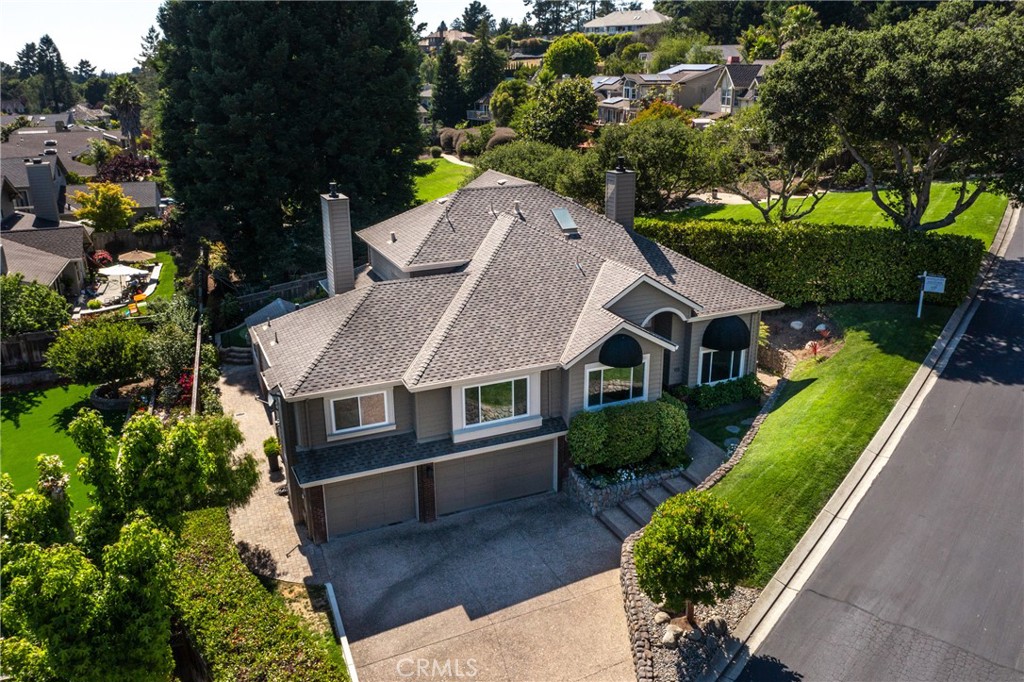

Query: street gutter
left=698, top=201, right=1022, bottom=682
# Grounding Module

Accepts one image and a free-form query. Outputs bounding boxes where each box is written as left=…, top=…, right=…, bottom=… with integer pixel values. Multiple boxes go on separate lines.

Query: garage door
left=435, top=441, right=554, bottom=516
left=324, top=468, right=417, bottom=537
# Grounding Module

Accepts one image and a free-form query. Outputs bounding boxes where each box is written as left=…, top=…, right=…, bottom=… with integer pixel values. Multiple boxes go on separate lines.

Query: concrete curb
left=325, top=582, right=360, bottom=682
left=700, top=201, right=1021, bottom=682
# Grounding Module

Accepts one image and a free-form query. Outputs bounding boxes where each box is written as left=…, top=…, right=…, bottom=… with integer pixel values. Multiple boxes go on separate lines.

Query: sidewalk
left=219, top=364, right=327, bottom=584
left=440, top=152, right=473, bottom=167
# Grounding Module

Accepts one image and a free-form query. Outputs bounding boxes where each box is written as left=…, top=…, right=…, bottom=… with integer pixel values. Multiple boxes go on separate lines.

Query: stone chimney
left=321, top=182, right=355, bottom=296
left=25, top=159, right=60, bottom=223
left=605, top=156, right=636, bottom=231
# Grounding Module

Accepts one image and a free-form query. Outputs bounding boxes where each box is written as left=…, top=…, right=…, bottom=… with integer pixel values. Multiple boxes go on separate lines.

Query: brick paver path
left=220, top=364, right=327, bottom=583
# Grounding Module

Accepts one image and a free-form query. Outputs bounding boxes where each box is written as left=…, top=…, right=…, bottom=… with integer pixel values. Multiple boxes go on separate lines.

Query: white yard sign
left=917, top=271, right=947, bottom=318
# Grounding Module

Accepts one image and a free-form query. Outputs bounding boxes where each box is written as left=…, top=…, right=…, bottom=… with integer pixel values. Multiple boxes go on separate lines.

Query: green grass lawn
left=414, top=158, right=472, bottom=204
left=666, top=183, right=1008, bottom=247
left=1, top=384, right=123, bottom=511
left=711, top=303, right=948, bottom=587
left=152, top=251, right=177, bottom=300
left=689, top=402, right=762, bottom=450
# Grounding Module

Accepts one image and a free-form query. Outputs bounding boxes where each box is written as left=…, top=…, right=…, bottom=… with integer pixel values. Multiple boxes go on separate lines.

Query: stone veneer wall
left=566, top=465, right=687, bottom=516
left=619, top=377, right=789, bottom=682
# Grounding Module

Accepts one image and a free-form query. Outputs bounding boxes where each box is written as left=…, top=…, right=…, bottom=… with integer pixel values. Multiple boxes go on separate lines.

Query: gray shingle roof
left=291, top=417, right=567, bottom=486
left=725, top=63, right=765, bottom=89
left=68, top=181, right=160, bottom=210
left=583, top=9, right=670, bottom=29
left=2, top=127, right=107, bottom=184
left=0, top=225, right=85, bottom=260
left=0, top=240, right=70, bottom=286
left=253, top=274, right=468, bottom=398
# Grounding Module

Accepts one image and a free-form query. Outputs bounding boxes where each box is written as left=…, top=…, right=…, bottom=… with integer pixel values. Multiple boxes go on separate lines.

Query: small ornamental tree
left=95, top=153, right=160, bottom=183
left=45, top=318, right=150, bottom=386
left=71, top=182, right=139, bottom=232
left=0, top=274, right=71, bottom=338
left=634, top=491, right=756, bottom=624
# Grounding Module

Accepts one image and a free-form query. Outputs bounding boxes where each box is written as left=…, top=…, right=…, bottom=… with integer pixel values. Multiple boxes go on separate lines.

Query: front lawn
left=689, top=401, right=762, bottom=450
left=711, top=303, right=948, bottom=587
left=666, top=183, right=1008, bottom=247
left=153, top=251, right=177, bottom=299
left=414, top=158, right=472, bottom=203
left=1, top=384, right=124, bottom=511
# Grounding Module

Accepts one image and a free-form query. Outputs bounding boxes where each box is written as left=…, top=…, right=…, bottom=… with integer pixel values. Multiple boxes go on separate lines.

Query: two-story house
left=620, top=64, right=725, bottom=112
left=700, top=61, right=771, bottom=116
left=250, top=163, right=781, bottom=543
left=582, top=9, right=671, bottom=34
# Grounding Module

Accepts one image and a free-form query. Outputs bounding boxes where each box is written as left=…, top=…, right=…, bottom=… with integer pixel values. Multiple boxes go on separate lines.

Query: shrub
left=86, top=298, right=103, bottom=310
left=438, top=127, right=459, bottom=152
left=1, top=274, right=71, bottom=337
left=634, top=491, right=756, bottom=617
left=635, top=218, right=984, bottom=307
left=673, top=374, right=763, bottom=411
left=604, top=401, right=660, bottom=467
left=469, top=140, right=577, bottom=191
left=263, top=437, right=281, bottom=458
left=429, top=145, right=442, bottom=158
left=833, top=164, right=866, bottom=189
left=45, top=318, right=150, bottom=385
left=172, top=508, right=349, bottom=681
left=458, top=122, right=495, bottom=158
left=567, top=396, right=691, bottom=471
left=486, top=127, right=517, bottom=150
left=132, top=217, right=163, bottom=234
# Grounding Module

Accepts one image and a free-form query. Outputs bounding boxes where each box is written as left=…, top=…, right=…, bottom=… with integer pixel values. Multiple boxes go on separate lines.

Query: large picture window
left=330, top=392, right=388, bottom=433
left=585, top=358, right=647, bottom=409
left=464, top=378, right=528, bottom=426
left=698, top=348, right=746, bottom=385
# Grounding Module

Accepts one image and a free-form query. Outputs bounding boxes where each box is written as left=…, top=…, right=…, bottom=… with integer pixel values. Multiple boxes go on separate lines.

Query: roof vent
left=497, top=178, right=507, bottom=186
left=514, top=201, right=524, bottom=221
left=328, top=181, right=338, bottom=198
left=436, top=196, right=448, bottom=204
left=389, top=231, right=397, bottom=243
left=551, top=207, right=578, bottom=236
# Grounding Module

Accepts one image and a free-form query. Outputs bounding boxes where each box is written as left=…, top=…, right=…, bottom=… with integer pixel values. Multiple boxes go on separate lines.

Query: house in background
left=249, top=163, right=781, bottom=543
left=418, top=28, right=476, bottom=53
left=67, top=181, right=162, bottom=221
left=582, top=9, right=671, bottom=34
left=621, top=64, right=725, bottom=111
left=700, top=61, right=771, bottom=116
left=597, top=96, right=634, bottom=124
left=466, top=92, right=493, bottom=123
left=1, top=165, right=88, bottom=297
left=591, top=75, right=624, bottom=101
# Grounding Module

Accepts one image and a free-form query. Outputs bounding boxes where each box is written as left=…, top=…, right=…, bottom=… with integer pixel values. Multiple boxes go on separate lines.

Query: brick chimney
left=321, top=182, right=355, bottom=296
left=25, top=159, right=60, bottom=223
left=605, top=156, right=636, bottom=231
left=727, top=56, right=741, bottom=64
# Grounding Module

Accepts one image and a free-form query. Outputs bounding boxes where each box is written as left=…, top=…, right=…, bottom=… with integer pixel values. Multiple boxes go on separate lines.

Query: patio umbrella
left=118, top=249, right=156, bottom=263
left=99, top=264, right=148, bottom=277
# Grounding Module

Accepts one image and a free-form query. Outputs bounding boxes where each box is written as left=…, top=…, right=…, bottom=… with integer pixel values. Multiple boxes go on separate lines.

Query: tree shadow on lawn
left=826, top=303, right=949, bottom=364
left=1, top=389, right=45, bottom=428
left=768, top=377, right=816, bottom=413
left=52, top=400, right=126, bottom=435
left=413, top=159, right=438, bottom=176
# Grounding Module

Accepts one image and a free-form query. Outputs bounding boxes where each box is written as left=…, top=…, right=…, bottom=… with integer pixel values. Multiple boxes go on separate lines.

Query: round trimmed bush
left=655, top=398, right=690, bottom=467
left=429, top=145, right=442, bottom=158
left=438, top=127, right=458, bottom=152
left=604, top=401, right=659, bottom=467
left=486, top=127, right=517, bottom=150
left=566, top=409, right=609, bottom=467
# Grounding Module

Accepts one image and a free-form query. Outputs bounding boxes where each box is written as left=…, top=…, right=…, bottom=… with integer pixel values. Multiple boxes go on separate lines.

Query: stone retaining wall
left=566, top=465, right=686, bottom=516
left=90, top=384, right=133, bottom=411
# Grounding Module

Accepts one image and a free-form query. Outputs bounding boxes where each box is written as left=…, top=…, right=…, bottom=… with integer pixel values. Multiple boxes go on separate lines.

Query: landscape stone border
left=90, top=384, right=133, bottom=411
left=619, top=376, right=789, bottom=682
left=566, top=465, right=688, bottom=516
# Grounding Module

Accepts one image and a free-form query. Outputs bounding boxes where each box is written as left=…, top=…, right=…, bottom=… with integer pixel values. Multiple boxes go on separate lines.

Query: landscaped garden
left=414, top=158, right=472, bottom=204
left=664, top=183, right=1008, bottom=248
left=710, top=302, right=949, bottom=586
left=0, top=383, right=122, bottom=510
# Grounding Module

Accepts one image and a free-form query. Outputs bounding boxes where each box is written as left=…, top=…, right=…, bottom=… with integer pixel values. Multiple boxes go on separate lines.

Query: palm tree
left=108, top=75, right=142, bottom=155
left=782, top=4, right=821, bottom=43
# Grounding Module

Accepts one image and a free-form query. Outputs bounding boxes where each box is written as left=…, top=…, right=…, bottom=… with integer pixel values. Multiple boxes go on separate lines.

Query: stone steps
left=641, top=484, right=673, bottom=508
left=663, top=476, right=695, bottom=496
left=220, top=347, right=253, bottom=365
left=598, top=506, right=642, bottom=541
left=621, top=495, right=656, bottom=526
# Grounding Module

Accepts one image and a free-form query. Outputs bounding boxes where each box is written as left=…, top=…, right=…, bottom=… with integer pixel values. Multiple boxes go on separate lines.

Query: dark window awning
left=702, top=316, right=750, bottom=351
left=599, top=333, right=644, bottom=368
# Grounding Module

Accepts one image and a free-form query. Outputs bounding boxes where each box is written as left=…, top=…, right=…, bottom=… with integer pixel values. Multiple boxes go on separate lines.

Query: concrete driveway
left=323, top=493, right=634, bottom=682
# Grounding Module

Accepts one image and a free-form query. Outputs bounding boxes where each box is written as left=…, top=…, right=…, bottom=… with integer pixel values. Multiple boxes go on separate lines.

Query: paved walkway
left=441, top=152, right=473, bottom=167
left=220, top=364, right=326, bottom=583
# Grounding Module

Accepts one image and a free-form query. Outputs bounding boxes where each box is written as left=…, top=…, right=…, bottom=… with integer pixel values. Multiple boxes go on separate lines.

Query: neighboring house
left=708, top=45, right=744, bottom=63
left=249, top=165, right=781, bottom=543
left=71, top=104, right=112, bottom=126
left=597, top=96, right=635, bottom=124
left=583, top=9, right=671, bottom=34
left=418, top=29, right=476, bottom=53
left=700, top=62, right=769, bottom=116
left=466, top=92, right=493, bottom=123
left=66, top=181, right=162, bottom=221
left=591, top=75, right=624, bottom=101
left=418, top=85, right=433, bottom=110
left=1, top=94, right=27, bottom=115
left=417, top=104, right=431, bottom=126
left=621, top=64, right=725, bottom=111
left=1, top=166, right=88, bottom=297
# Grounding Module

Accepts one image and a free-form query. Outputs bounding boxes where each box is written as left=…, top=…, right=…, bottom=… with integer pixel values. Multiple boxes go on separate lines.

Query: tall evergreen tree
left=527, top=0, right=585, bottom=35
left=159, top=1, right=422, bottom=281
left=73, top=59, right=96, bottom=82
left=432, top=40, right=466, bottom=125
left=14, top=42, right=37, bottom=78
left=461, top=1, right=495, bottom=34
left=464, top=25, right=506, bottom=101
left=34, top=35, right=73, bottom=112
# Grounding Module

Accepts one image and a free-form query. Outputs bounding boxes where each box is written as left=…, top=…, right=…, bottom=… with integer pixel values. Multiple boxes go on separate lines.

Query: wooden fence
left=235, top=272, right=325, bottom=313
left=1, top=330, right=56, bottom=372
left=89, top=228, right=172, bottom=254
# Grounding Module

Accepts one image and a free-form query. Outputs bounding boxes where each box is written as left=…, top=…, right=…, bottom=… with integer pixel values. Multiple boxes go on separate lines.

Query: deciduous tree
left=762, top=1, right=1024, bottom=231
left=0, top=274, right=70, bottom=338
left=542, top=32, right=598, bottom=78
left=71, top=182, right=138, bottom=232
left=517, top=76, right=595, bottom=148
left=45, top=318, right=150, bottom=386
left=489, top=78, right=533, bottom=125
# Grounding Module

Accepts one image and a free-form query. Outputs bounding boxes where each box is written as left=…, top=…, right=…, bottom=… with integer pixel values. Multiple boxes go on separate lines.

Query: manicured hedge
left=635, top=218, right=984, bottom=307
left=672, top=374, right=764, bottom=412
left=171, top=508, right=349, bottom=682
left=567, top=397, right=690, bottom=471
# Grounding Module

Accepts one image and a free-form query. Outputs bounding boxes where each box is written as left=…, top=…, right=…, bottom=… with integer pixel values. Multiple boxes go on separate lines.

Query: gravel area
left=648, top=587, right=760, bottom=681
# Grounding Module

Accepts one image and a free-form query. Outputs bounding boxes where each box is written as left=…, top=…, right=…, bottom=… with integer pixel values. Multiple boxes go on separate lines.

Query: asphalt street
left=739, top=217, right=1024, bottom=682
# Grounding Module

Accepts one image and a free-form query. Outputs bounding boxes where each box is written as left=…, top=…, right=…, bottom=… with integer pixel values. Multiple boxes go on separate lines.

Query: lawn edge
left=700, top=201, right=1021, bottom=682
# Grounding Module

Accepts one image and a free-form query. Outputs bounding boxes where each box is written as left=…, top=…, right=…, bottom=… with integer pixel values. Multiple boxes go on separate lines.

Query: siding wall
left=541, top=369, right=562, bottom=418
left=607, top=284, right=691, bottom=326
left=415, top=388, right=451, bottom=442
left=368, top=248, right=409, bottom=281
left=562, top=334, right=665, bottom=421
left=299, top=385, right=414, bottom=450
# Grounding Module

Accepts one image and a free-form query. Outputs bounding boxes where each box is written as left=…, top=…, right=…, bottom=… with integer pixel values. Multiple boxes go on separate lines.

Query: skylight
left=551, top=208, right=578, bottom=236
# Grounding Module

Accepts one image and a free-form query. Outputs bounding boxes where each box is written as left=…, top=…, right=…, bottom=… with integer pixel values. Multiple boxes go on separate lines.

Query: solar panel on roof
left=659, top=63, right=717, bottom=75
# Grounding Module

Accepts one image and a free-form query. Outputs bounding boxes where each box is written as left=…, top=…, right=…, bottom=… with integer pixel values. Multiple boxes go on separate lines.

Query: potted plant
left=263, top=436, right=281, bottom=473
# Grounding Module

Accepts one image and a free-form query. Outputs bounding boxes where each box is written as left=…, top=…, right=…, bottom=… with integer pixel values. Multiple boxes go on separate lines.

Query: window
left=698, top=348, right=746, bottom=385
left=721, top=86, right=733, bottom=107
left=464, top=378, right=528, bottom=426
left=330, top=392, right=388, bottom=433
left=585, top=358, right=647, bottom=409
left=624, top=84, right=636, bottom=99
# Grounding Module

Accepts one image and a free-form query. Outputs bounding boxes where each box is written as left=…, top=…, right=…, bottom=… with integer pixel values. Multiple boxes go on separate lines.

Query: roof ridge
left=291, top=287, right=375, bottom=395
left=403, top=213, right=518, bottom=387
left=404, top=188, right=466, bottom=266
